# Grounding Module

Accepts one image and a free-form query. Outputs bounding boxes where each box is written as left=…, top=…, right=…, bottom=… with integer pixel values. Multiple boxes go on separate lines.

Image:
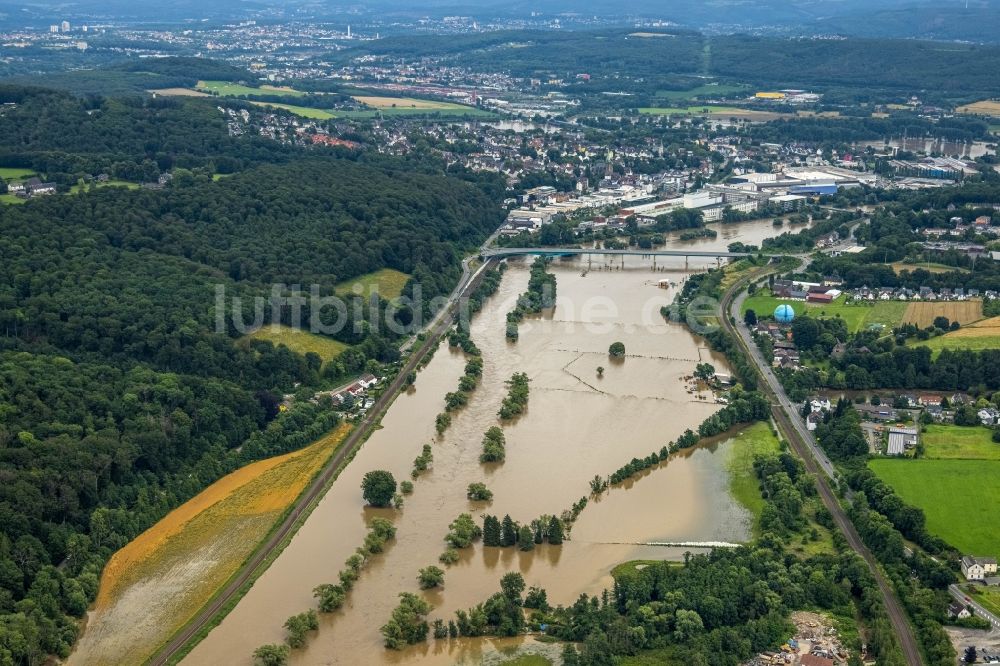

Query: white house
left=962, top=556, right=998, bottom=581
left=979, top=408, right=1000, bottom=426
left=358, top=373, right=380, bottom=389
left=948, top=601, right=972, bottom=619
left=809, top=397, right=832, bottom=413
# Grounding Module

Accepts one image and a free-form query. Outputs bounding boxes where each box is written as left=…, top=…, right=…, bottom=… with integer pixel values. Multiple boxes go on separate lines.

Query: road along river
left=183, top=231, right=785, bottom=664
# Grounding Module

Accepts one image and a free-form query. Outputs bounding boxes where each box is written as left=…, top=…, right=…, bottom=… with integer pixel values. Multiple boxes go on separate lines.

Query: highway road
left=720, top=270, right=924, bottom=666
left=950, top=584, right=1000, bottom=629
left=149, top=242, right=498, bottom=666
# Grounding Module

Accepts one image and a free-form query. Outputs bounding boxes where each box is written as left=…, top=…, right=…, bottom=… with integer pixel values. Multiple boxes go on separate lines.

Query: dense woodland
left=0, top=86, right=504, bottom=662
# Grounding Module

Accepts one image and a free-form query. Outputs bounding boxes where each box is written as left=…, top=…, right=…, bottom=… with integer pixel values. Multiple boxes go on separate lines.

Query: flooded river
left=183, top=241, right=769, bottom=665
left=47, top=216, right=771, bottom=665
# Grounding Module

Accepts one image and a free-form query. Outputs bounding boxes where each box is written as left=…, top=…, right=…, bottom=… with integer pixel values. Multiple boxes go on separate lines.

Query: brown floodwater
left=182, top=246, right=770, bottom=666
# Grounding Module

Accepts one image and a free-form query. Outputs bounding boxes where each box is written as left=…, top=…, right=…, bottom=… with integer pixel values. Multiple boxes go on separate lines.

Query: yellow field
left=962, top=315, right=1000, bottom=329
left=352, top=95, right=467, bottom=110
left=957, top=100, right=1000, bottom=118
left=334, top=267, right=411, bottom=299
left=934, top=316, right=1000, bottom=339
left=246, top=323, right=349, bottom=360
left=902, top=300, right=983, bottom=328
left=74, top=422, right=352, bottom=665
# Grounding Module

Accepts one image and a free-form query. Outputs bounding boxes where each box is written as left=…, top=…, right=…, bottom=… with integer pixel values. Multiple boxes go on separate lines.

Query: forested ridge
left=0, top=86, right=504, bottom=662
left=0, top=86, right=307, bottom=180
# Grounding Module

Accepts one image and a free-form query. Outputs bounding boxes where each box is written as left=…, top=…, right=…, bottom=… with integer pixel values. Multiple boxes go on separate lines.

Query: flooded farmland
left=182, top=236, right=771, bottom=665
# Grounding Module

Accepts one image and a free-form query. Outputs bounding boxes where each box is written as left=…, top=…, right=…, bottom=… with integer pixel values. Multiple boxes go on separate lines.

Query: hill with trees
left=0, top=85, right=503, bottom=663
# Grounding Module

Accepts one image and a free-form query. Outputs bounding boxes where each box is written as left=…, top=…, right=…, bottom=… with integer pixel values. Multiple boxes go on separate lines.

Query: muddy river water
left=177, top=218, right=786, bottom=664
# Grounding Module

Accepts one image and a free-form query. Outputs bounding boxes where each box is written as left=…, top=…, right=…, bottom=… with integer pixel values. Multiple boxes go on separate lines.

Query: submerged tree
left=362, top=470, right=397, bottom=507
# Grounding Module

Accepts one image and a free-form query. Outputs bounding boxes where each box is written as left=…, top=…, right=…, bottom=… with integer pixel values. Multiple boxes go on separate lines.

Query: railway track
left=719, top=267, right=924, bottom=666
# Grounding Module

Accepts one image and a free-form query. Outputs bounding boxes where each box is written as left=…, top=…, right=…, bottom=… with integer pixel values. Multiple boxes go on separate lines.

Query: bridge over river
left=481, top=246, right=761, bottom=270
left=482, top=247, right=755, bottom=259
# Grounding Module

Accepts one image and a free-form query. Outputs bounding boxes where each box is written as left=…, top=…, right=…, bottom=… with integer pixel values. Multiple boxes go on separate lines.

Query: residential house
left=918, top=394, right=942, bottom=407
left=772, top=279, right=793, bottom=297
left=962, top=556, right=998, bottom=581
left=806, top=412, right=823, bottom=431
left=809, top=397, right=832, bottom=413
left=979, top=408, right=1000, bottom=426
left=948, top=601, right=972, bottom=619
left=358, top=373, right=380, bottom=389
left=924, top=404, right=945, bottom=422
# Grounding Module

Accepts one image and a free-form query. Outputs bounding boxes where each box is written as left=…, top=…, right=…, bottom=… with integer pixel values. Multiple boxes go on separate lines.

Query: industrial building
left=886, top=426, right=918, bottom=456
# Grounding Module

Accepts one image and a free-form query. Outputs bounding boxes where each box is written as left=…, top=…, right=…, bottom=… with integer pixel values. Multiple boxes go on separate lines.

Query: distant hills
left=4, top=0, right=1000, bottom=42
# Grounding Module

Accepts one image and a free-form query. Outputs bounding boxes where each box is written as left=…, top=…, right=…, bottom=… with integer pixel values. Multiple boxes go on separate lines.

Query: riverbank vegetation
left=599, top=387, right=771, bottom=487
left=412, top=445, right=434, bottom=478
left=480, top=426, right=507, bottom=463
left=498, top=372, right=531, bottom=420
left=466, top=482, right=493, bottom=501
left=481, top=514, right=564, bottom=548
left=251, top=516, right=397, bottom=660
left=437, top=326, right=485, bottom=434
left=506, top=258, right=557, bottom=340
left=725, top=422, right=783, bottom=534
left=381, top=592, right=432, bottom=649
left=361, top=470, right=397, bottom=507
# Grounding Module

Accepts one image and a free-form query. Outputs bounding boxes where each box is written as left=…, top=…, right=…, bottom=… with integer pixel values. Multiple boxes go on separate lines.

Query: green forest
left=0, top=85, right=503, bottom=662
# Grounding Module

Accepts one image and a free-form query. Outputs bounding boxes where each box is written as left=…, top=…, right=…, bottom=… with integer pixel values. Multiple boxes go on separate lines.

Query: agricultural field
left=249, top=101, right=335, bottom=119
left=70, top=179, right=140, bottom=194
left=71, top=422, right=352, bottom=666
left=196, top=80, right=306, bottom=97
left=891, top=260, right=967, bottom=274
left=956, top=99, right=1000, bottom=118
left=246, top=323, right=349, bottom=361
left=655, top=83, right=750, bottom=101
left=148, top=87, right=211, bottom=97
left=725, top=422, right=781, bottom=534
left=969, top=587, right=1000, bottom=618
left=741, top=291, right=906, bottom=333
left=909, top=314, right=1000, bottom=355
left=334, top=267, right=411, bottom=299
left=870, top=455, right=1000, bottom=555
left=352, top=95, right=469, bottom=110
left=922, top=424, right=1000, bottom=461
left=0, top=167, right=37, bottom=179
left=902, top=300, right=983, bottom=327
